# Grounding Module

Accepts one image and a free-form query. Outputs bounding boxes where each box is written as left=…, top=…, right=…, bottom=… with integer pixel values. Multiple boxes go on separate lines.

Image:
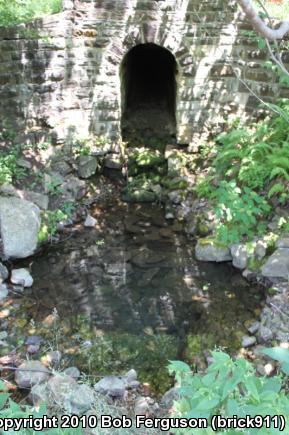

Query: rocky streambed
left=0, top=185, right=268, bottom=401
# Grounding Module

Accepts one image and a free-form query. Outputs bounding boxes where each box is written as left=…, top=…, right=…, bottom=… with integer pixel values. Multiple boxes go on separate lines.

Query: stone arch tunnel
left=120, top=43, right=178, bottom=149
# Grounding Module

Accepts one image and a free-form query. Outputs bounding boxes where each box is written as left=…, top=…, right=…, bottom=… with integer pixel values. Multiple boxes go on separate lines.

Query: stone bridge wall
left=0, top=0, right=286, bottom=146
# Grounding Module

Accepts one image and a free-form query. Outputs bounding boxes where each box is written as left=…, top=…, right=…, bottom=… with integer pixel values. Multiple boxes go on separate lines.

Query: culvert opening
left=121, top=43, right=177, bottom=151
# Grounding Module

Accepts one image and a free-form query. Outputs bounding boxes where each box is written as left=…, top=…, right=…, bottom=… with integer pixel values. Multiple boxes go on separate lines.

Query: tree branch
left=237, top=0, right=289, bottom=40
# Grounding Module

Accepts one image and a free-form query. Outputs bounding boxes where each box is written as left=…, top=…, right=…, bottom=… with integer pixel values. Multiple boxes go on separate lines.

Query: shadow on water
left=19, top=197, right=264, bottom=394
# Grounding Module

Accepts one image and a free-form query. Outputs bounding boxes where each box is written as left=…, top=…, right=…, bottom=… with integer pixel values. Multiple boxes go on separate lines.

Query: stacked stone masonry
left=0, top=0, right=287, bottom=145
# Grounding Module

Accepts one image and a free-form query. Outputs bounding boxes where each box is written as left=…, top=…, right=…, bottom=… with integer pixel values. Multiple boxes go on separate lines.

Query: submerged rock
left=195, top=239, right=232, bottom=262
left=0, top=197, right=40, bottom=259
left=15, top=361, right=50, bottom=389
left=261, top=248, right=289, bottom=279
left=11, top=269, right=33, bottom=288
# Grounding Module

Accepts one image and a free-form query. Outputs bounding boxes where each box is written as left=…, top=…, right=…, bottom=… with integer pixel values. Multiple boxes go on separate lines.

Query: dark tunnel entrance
left=121, top=43, right=177, bottom=150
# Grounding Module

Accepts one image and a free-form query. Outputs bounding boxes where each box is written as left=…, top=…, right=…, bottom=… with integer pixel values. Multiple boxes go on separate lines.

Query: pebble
left=242, top=336, right=257, bottom=348
left=25, top=336, right=43, bottom=346
left=84, top=215, right=97, bottom=228
left=246, top=321, right=260, bottom=335
left=11, top=269, right=33, bottom=288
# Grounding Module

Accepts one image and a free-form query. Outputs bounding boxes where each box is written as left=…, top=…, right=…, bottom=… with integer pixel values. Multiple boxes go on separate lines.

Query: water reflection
left=22, top=202, right=263, bottom=392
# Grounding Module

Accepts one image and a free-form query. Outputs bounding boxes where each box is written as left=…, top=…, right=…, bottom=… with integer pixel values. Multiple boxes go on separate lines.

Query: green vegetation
left=169, top=348, right=289, bottom=434
left=38, top=202, right=75, bottom=243
left=0, top=145, right=27, bottom=185
left=0, top=0, right=62, bottom=27
left=195, top=99, right=289, bottom=244
left=253, top=0, right=289, bottom=20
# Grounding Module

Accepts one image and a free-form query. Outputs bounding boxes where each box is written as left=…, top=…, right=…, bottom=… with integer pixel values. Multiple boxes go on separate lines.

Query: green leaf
left=260, top=347, right=289, bottom=365
left=168, top=360, right=191, bottom=374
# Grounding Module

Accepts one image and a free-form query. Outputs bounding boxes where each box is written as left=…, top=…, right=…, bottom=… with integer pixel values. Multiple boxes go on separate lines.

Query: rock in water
left=0, top=197, right=40, bottom=259
left=15, top=361, right=50, bottom=389
left=195, top=239, right=232, bottom=262
left=11, top=269, right=33, bottom=287
left=230, top=244, right=249, bottom=269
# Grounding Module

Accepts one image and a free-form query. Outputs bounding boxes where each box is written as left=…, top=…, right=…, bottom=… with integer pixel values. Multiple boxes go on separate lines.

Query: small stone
left=258, top=326, right=273, bottom=343
left=0, top=284, right=8, bottom=300
left=27, top=345, right=40, bottom=354
left=69, top=384, right=95, bottom=414
left=15, top=361, right=50, bottom=389
left=230, top=244, right=249, bottom=269
left=77, top=155, right=98, bottom=179
left=246, top=321, right=260, bottom=335
left=94, top=376, right=126, bottom=398
left=11, top=269, right=33, bottom=288
left=254, top=240, right=267, bottom=260
left=264, top=363, right=275, bottom=376
left=84, top=215, right=97, bottom=227
left=25, top=336, right=43, bottom=346
left=104, top=154, right=122, bottom=170
left=134, top=396, right=150, bottom=416
left=46, top=350, right=62, bottom=365
left=0, top=263, right=8, bottom=281
left=242, top=336, right=257, bottom=348
left=161, top=387, right=180, bottom=410
left=63, top=367, right=80, bottom=380
left=125, top=369, right=137, bottom=383
left=29, top=383, right=48, bottom=405
left=48, top=374, right=76, bottom=405
left=0, top=331, right=8, bottom=340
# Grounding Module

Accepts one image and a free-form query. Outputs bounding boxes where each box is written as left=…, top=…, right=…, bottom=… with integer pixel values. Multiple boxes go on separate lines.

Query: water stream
left=15, top=197, right=264, bottom=394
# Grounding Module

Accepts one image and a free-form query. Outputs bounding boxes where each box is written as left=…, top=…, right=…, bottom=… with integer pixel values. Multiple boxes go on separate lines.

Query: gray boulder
left=230, top=244, right=249, bottom=269
left=94, top=376, right=126, bottom=398
left=77, top=156, right=98, bottom=179
left=0, top=197, right=40, bottom=259
left=276, top=237, right=289, bottom=249
left=261, top=248, right=289, bottom=279
left=15, top=361, right=50, bottom=389
left=195, top=239, right=232, bottom=262
left=11, top=268, right=33, bottom=287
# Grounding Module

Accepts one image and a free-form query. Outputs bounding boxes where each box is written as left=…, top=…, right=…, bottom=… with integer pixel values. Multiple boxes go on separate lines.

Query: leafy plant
left=38, top=202, right=75, bottom=243
left=0, top=146, right=27, bottom=185
left=169, top=350, right=289, bottom=434
left=44, top=175, right=64, bottom=196
left=212, top=181, right=271, bottom=244
left=0, top=0, right=62, bottom=27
